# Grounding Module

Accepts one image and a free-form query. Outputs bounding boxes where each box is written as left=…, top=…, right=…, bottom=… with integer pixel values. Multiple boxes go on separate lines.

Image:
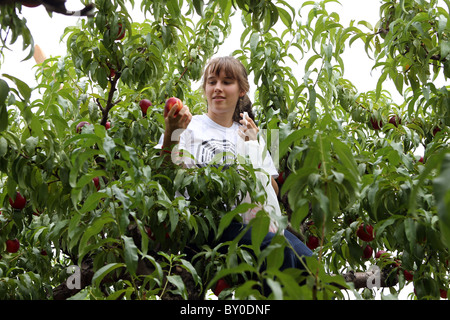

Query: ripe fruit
left=389, top=115, right=401, bottom=127
left=9, top=191, right=27, bottom=210
left=403, top=269, right=413, bottom=281
left=277, top=171, right=286, bottom=185
left=139, top=99, right=152, bottom=116
left=116, top=23, right=126, bottom=40
left=164, top=97, right=183, bottom=117
left=370, top=117, right=383, bottom=130
left=93, top=177, right=100, bottom=191
left=418, top=156, right=424, bottom=163
left=362, top=245, right=373, bottom=259
left=76, top=121, right=90, bottom=133
left=432, top=126, right=441, bottom=136
left=6, top=239, right=20, bottom=253
left=440, top=288, right=448, bottom=299
left=375, top=250, right=388, bottom=259
left=306, top=235, right=319, bottom=250
left=105, top=121, right=111, bottom=130
left=356, top=224, right=375, bottom=242
left=214, top=279, right=230, bottom=296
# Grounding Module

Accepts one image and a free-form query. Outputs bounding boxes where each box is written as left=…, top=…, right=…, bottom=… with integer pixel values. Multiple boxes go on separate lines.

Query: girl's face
left=205, top=69, right=245, bottom=123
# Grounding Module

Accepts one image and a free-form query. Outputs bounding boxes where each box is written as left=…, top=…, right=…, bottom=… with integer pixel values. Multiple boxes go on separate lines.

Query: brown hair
left=202, top=56, right=255, bottom=123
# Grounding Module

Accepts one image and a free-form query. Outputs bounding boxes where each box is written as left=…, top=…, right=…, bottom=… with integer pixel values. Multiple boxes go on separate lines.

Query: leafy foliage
left=0, top=0, right=449, bottom=300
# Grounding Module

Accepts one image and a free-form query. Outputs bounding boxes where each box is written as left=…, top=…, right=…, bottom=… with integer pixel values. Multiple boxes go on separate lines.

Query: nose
left=214, top=81, right=223, bottom=92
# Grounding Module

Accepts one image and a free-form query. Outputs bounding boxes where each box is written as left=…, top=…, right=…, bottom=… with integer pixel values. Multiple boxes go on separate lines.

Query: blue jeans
left=218, top=221, right=313, bottom=270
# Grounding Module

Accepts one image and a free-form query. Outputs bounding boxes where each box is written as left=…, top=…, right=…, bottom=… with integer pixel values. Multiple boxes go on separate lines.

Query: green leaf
left=168, top=207, right=178, bottom=233
left=192, top=0, right=204, bottom=17
left=2, top=74, right=31, bottom=101
left=167, top=0, right=181, bottom=19
left=404, top=218, right=417, bottom=254
left=307, top=86, right=317, bottom=126
left=166, top=275, right=187, bottom=299
left=0, top=78, right=9, bottom=103
left=103, top=135, right=116, bottom=161
left=279, top=127, right=314, bottom=159
left=277, top=6, right=292, bottom=29
left=78, top=238, right=120, bottom=264
left=250, top=211, right=270, bottom=255
left=92, top=263, right=126, bottom=288
left=250, top=32, right=260, bottom=53
left=441, top=40, right=450, bottom=59
left=78, top=214, right=115, bottom=262
left=0, top=103, right=8, bottom=132
left=217, top=203, right=255, bottom=240
left=410, top=150, right=448, bottom=213
left=330, top=137, right=359, bottom=183
left=0, top=136, right=7, bottom=157
left=291, top=200, right=309, bottom=233
left=180, top=259, right=201, bottom=286
left=0, top=79, right=8, bottom=132
left=96, top=67, right=108, bottom=89
left=207, top=263, right=257, bottom=291
left=79, top=192, right=108, bottom=214
left=122, top=235, right=138, bottom=275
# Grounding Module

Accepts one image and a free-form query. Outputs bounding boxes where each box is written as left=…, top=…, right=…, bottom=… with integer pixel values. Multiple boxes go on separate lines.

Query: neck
left=206, top=110, right=234, bottom=127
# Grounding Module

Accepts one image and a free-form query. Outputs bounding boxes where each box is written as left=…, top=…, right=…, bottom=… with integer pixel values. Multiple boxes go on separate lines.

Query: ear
left=239, top=91, right=246, bottom=98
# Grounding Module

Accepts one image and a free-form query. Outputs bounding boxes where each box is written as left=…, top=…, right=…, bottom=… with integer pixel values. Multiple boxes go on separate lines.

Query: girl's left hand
left=238, top=112, right=259, bottom=141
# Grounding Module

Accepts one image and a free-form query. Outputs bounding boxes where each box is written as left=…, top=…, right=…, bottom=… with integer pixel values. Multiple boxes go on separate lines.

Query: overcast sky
left=1, top=0, right=387, bottom=96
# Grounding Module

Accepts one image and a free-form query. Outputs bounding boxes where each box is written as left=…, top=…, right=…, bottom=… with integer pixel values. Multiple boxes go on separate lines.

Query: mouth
left=213, top=96, right=225, bottom=100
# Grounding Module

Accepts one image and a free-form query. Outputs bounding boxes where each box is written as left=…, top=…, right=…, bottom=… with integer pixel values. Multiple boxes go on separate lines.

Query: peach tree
left=0, top=0, right=449, bottom=300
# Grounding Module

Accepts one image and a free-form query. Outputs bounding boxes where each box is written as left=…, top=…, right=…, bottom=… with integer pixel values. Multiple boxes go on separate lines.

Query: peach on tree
left=370, top=117, right=383, bottom=130
left=214, top=279, right=230, bottom=296
left=76, top=121, right=90, bottom=133
left=403, top=269, right=414, bottom=281
left=116, top=23, right=126, bottom=40
left=356, top=223, right=374, bottom=242
left=139, top=99, right=152, bottom=116
left=388, top=115, right=401, bottom=127
left=9, top=191, right=26, bottom=210
left=306, top=235, right=319, bottom=250
left=362, top=244, right=373, bottom=259
left=6, top=239, right=20, bottom=253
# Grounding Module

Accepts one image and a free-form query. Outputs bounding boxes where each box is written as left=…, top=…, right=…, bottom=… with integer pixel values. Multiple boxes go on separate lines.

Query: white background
left=2, top=0, right=389, bottom=96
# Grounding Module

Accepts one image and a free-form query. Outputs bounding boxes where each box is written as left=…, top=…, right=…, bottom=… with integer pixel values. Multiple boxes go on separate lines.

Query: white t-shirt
left=157, top=114, right=283, bottom=233
left=157, top=114, right=278, bottom=178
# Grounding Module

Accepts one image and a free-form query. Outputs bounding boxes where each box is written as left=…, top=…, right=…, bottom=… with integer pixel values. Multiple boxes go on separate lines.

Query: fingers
left=165, top=104, right=192, bottom=131
left=239, top=112, right=257, bottom=128
left=239, top=112, right=259, bottom=141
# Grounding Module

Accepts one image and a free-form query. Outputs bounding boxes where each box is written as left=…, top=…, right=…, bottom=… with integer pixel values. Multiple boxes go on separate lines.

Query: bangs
left=205, top=57, right=244, bottom=80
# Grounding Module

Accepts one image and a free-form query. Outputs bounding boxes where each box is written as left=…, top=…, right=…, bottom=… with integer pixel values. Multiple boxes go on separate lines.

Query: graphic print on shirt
left=199, top=138, right=236, bottom=165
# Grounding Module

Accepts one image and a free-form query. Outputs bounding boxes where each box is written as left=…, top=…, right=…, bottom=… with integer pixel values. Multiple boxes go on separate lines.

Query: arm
left=271, top=177, right=279, bottom=196
left=239, top=112, right=279, bottom=195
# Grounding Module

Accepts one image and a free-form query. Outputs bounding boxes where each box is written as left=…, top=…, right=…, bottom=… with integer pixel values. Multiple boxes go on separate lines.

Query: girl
left=158, top=56, right=312, bottom=291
